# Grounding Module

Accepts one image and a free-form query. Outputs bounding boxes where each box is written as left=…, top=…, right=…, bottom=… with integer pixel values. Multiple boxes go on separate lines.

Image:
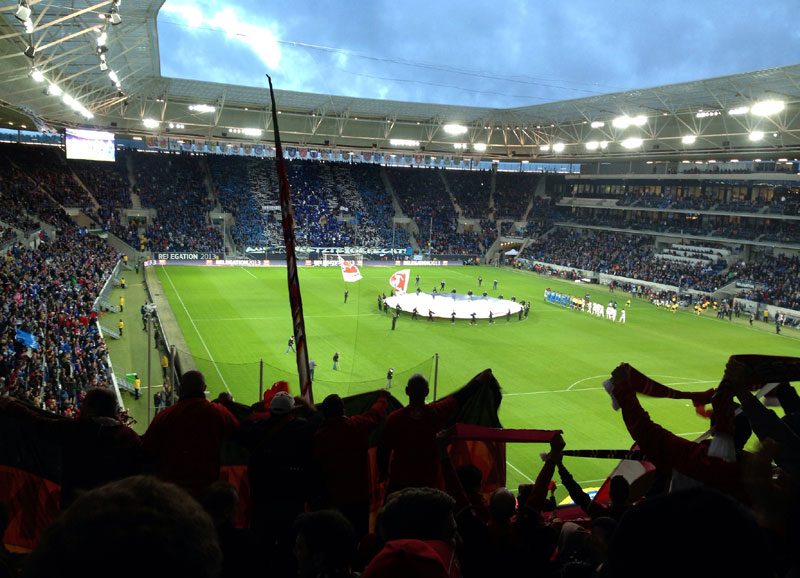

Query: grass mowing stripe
left=160, top=266, right=232, bottom=395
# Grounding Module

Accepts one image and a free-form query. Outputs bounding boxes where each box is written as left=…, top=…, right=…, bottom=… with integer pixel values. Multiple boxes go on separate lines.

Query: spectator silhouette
left=142, top=370, right=239, bottom=498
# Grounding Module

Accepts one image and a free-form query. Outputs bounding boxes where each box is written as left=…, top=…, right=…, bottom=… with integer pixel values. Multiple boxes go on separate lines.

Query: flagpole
left=267, top=75, right=312, bottom=402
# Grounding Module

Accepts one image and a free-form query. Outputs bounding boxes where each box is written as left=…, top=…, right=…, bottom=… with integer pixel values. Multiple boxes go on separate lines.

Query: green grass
left=155, top=264, right=800, bottom=499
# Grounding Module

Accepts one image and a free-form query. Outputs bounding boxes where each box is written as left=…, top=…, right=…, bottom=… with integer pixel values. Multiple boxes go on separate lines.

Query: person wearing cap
left=314, top=390, right=391, bottom=538
left=239, top=390, right=323, bottom=557
left=142, top=370, right=239, bottom=499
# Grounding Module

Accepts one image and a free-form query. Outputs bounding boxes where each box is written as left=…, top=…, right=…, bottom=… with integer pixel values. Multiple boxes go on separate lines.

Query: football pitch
left=155, top=264, right=799, bottom=497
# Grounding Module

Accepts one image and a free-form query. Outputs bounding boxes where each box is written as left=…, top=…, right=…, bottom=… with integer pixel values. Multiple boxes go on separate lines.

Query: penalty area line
left=506, top=460, right=535, bottom=483
left=161, top=266, right=232, bottom=395
left=240, top=267, right=257, bottom=279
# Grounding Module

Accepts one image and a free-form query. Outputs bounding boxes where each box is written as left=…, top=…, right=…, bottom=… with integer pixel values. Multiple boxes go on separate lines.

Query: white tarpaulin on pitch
left=384, top=292, right=523, bottom=320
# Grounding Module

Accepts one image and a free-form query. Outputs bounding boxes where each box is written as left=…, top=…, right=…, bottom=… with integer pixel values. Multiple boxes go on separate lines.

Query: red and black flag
left=267, top=75, right=312, bottom=400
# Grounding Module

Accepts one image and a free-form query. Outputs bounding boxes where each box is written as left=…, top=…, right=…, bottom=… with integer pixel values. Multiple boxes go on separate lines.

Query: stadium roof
left=1, top=0, right=799, bottom=163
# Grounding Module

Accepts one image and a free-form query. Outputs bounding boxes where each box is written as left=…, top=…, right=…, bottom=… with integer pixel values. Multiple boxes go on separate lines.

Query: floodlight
left=552, top=142, right=565, bottom=152
left=389, top=139, right=419, bottom=147
left=108, top=70, right=119, bottom=84
left=621, top=137, right=643, bottom=149
left=728, top=106, right=749, bottom=115
left=590, top=121, right=604, bottom=128
left=585, top=141, right=599, bottom=150
left=612, top=115, right=645, bottom=127
left=97, top=31, right=107, bottom=46
left=751, top=100, right=784, bottom=116
left=47, top=83, right=61, bottom=96
left=599, top=141, right=608, bottom=149
left=15, top=1, right=31, bottom=23
left=682, top=135, right=696, bottom=144
left=29, top=67, right=44, bottom=82
left=96, top=45, right=108, bottom=55
left=539, top=144, right=550, bottom=152
left=23, top=44, right=36, bottom=58
left=749, top=131, right=764, bottom=141
left=143, top=118, right=160, bottom=128
left=443, top=124, right=468, bottom=135
left=23, top=19, right=33, bottom=34
left=188, top=104, right=215, bottom=113
left=472, top=143, right=487, bottom=152
left=99, top=60, right=108, bottom=71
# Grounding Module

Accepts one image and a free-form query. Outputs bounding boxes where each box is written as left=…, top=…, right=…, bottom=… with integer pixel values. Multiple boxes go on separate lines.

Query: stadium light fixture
left=539, top=144, right=550, bottom=152
left=389, top=139, right=420, bottom=147
left=47, top=83, right=61, bottom=96
left=552, top=142, right=565, bottom=152
left=621, top=137, right=643, bottom=149
left=695, top=110, right=720, bottom=118
left=682, top=135, right=696, bottom=144
left=443, top=124, right=468, bottom=135
left=23, top=18, right=34, bottom=34
left=108, top=70, right=119, bottom=84
left=612, top=115, right=647, bottom=129
left=109, top=0, right=121, bottom=25
left=590, top=121, right=605, bottom=128
left=143, top=118, right=160, bottom=129
left=599, top=140, right=608, bottom=149
left=189, top=104, right=216, bottom=113
left=23, top=44, right=36, bottom=58
left=728, top=106, right=749, bottom=115
left=29, top=67, right=44, bottom=82
left=472, top=143, right=487, bottom=152
left=15, top=1, right=31, bottom=22
left=99, top=58, right=108, bottom=72
left=585, top=141, right=599, bottom=150
left=97, top=31, right=108, bottom=46
left=453, top=143, right=467, bottom=150
left=242, top=128, right=262, bottom=136
left=749, top=131, right=764, bottom=141
left=751, top=100, right=784, bottom=116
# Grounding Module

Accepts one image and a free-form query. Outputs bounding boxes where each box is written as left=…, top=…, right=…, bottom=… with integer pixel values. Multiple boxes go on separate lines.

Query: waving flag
left=338, top=255, right=363, bottom=282
left=389, top=269, right=410, bottom=294
left=15, top=329, right=39, bottom=350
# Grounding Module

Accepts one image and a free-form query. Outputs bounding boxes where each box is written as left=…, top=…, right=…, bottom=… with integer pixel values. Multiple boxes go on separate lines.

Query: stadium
left=1, top=0, right=800, bottom=575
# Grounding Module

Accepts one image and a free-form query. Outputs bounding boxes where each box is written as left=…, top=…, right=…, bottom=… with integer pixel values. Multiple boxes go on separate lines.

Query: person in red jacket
left=378, top=374, right=464, bottom=494
left=314, top=390, right=391, bottom=538
left=143, top=370, right=239, bottom=498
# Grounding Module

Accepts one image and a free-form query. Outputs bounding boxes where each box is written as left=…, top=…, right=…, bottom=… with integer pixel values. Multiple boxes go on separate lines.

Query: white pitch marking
left=240, top=267, right=257, bottom=279
left=161, top=266, right=232, bottom=394
left=568, top=375, right=607, bottom=390
left=506, top=460, right=535, bottom=483
left=504, top=378, right=716, bottom=397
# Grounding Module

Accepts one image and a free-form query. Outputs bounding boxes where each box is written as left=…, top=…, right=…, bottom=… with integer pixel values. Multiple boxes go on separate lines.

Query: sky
left=157, top=0, right=799, bottom=110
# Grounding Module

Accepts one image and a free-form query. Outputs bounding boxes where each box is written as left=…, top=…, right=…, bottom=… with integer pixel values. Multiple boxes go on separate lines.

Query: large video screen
left=65, top=128, right=115, bottom=162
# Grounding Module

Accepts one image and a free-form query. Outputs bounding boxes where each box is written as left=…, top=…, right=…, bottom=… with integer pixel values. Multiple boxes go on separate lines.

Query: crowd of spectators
left=346, top=163, right=409, bottom=248
left=285, top=160, right=352, bottom=247
left=2, top=144, right=94, bottom=208
left=445, top=169, right=491, bottom=218
left=522, top=228, right=731, bottom=292
left=731, top=254, right=800, bottom=310
left=388, top=167, right=462, bottom=253
left=0, top=231, right=117, bottom=417
left=0, top=153, right=74, bottom=232
left=494, top=172, right=538, bottom=220
left=132, top=153, right=224, bottom=253
left=2, top=359, right=798, bottom=577
left=209, top=156, right=283, bottom=248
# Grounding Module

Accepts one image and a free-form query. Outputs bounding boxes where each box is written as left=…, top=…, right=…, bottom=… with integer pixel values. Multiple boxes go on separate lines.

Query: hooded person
left=142, top=370, right=240, bottom=498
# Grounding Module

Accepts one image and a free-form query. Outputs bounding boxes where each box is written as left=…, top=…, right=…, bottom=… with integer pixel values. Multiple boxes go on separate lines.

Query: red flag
left=267, top=76, right=312, bottom=400
left=389, top=269, right=410, bottom=294
left=338, top=255, right=363, bottom=282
